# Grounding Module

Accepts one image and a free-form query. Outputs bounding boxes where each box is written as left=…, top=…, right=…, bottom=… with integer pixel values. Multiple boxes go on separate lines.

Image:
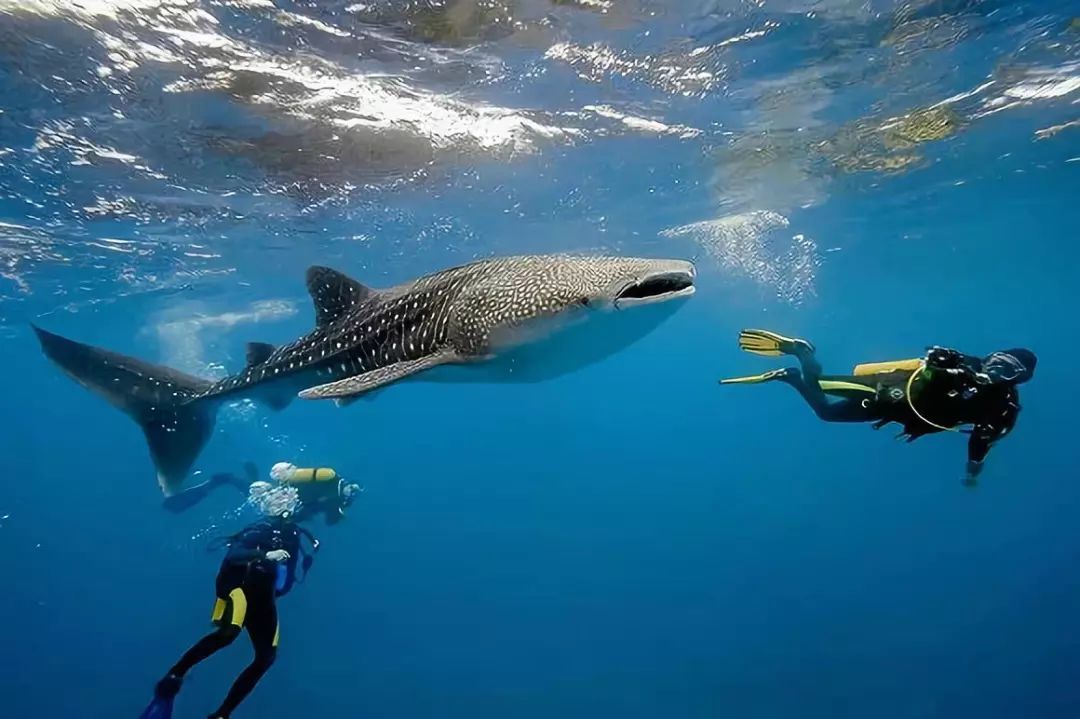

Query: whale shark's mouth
left=615, top=270, right=696, bottom=308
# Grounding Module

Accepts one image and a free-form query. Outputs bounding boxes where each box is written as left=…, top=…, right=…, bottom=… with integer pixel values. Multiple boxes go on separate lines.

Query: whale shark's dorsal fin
left=246, top=342, right=276, bottom=367
left=306, top=266, right=378, bottom=327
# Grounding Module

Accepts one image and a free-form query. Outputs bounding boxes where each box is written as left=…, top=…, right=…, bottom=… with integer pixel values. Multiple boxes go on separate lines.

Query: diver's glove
left=266, top=549, right=291, bottom=562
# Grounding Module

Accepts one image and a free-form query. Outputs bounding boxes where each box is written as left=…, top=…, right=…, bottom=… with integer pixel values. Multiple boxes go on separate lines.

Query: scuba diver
left=720, top=329, right=1037, bottom=486
left=253, top=462, right=362, bottom=525
left=162, top=463, right=258, bottom=513
left=168, top=459, right=361, bottom=523
left=138, top=512, right=319, bottom=719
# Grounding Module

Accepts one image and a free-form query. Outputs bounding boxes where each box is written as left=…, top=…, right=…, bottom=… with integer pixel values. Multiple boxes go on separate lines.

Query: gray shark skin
left=34, top=254, right=695, bottom=495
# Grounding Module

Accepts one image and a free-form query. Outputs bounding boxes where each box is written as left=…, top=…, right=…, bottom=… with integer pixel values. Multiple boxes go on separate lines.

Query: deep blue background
left=1, top=1, right=1078, bottom=718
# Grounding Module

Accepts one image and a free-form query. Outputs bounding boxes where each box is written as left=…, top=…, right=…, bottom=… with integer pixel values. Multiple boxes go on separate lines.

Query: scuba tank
left=270, top=462, right=338, bottom=484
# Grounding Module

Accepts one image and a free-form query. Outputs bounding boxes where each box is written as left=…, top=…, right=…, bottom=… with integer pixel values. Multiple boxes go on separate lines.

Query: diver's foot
left=738, top=329, right=821, bottom=376
left=719, top=367, right=800, bottom=386
left=154, top=673, right=182, bottom=700
left=738, top=329, right=815, bottom=358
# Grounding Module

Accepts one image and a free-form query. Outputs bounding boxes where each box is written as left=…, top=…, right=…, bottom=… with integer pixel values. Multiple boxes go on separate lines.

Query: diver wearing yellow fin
left=721, top=329, right=1037, bottom=486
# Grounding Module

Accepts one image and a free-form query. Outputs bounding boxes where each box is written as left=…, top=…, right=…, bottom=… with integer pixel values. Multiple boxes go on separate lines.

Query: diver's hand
left=926, top=346, right=963, bottom=370
left=266, top=549, right=291, bottom=562
left=963, top=460, right=983, bottom=488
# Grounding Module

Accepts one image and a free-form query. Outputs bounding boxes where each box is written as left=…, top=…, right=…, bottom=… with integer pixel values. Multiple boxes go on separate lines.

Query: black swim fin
left=137, top=695, right=174, bottom=719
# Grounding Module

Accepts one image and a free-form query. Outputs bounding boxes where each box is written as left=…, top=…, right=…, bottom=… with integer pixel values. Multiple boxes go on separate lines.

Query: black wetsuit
left=164, top=518, right=317, bottom=718
left=779, top=348, right=1025, bottom=469
left=294, top=478, right=351, bottom=525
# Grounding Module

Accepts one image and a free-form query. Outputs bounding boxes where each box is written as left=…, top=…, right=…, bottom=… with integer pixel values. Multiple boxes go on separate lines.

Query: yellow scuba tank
left=852, top=358, right=923, bottom=376
left=285, top=467, right=338, bottom=484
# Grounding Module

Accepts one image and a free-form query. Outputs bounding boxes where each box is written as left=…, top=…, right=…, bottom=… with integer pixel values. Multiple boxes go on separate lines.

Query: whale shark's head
left=545, top=255, right=698, bottom=311
left=583, top=256, right=697, bottom=310
left=473, top=252, right=694, bottom=311
left=450, top=255, right=696, bottom=380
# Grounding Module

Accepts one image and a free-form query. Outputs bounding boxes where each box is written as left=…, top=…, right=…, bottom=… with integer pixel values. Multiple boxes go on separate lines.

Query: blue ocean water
left=1, top=1, right=1078, bottom=717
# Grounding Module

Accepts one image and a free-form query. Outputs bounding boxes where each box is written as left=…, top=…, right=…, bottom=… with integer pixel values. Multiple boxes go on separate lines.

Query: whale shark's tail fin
left=33, top=325, right=218, bottom=496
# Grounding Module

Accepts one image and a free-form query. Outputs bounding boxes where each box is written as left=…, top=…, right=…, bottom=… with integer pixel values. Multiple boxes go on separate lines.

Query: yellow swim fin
left=852, top=358, right=922, bottom=376
left=719, top=368, right=795, bottom=385
left=737, top=329, right=815, bottom=358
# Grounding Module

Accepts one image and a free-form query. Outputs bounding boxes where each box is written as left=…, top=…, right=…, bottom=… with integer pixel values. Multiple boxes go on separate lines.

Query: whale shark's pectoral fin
left=298, top=350, right=458, bottom=401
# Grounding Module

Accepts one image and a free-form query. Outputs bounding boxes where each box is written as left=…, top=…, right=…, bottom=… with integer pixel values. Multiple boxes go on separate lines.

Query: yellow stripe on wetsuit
left=852, top=358, right=922, bottom=376
left=210, top=587, right=249, bottom=627
left=818, top=379, right=875, bottom=394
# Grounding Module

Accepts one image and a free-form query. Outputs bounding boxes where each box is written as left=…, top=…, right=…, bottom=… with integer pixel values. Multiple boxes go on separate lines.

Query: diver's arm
left=226, top=545, right=267, bottom=563
left=958, top=352, right=984, bottom=371
left=964, top=402, right=1020, bottom=485
left=925, top=348, right=982, bottom=393
left=965, top=430, right=992, bottom=485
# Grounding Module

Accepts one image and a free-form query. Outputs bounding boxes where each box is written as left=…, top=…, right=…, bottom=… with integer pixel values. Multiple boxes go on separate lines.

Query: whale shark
left=34, top=254, right=695, bottom=494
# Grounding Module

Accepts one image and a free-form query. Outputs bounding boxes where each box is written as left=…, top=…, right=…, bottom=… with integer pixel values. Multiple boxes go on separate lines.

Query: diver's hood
left=985, top=349, right=1037, bottom=384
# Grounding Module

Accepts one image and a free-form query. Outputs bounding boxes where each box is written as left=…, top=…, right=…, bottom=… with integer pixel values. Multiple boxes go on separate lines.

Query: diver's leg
left=767, top=336, right=877, bottom=423
left=211, top=590, right=278, bottom=718
left=167, top=624, right=240, bottom=676
left=161, top=479, right=218, bottom=513
left=788, top=343, right=823, bottom=381
left=780, top=370, right=877, bottom=423
left=168, top=589, right=248, bottom=676
left=162, top=472, right=248, bottom=513
left=214, top=471, right=250, bottom=496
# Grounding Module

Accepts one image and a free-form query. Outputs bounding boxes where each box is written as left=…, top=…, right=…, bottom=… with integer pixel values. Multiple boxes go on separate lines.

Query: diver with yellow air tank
left=720, top=329, right=1037, bottom=486
left=163, top=460, right=362, bottom=524
left=252, top=461, right=362, bottom=525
